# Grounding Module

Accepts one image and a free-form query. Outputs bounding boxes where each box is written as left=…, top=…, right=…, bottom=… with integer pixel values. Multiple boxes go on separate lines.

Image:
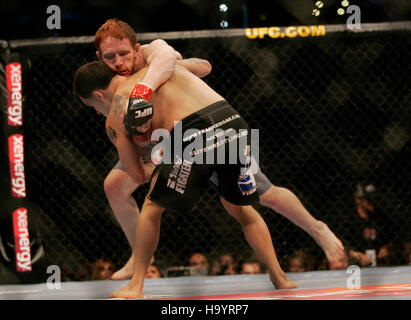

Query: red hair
left=94, top=18, right=137, bottom=51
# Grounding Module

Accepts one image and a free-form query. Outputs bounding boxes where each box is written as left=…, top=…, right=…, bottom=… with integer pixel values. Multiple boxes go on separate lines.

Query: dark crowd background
left=0, top=0, right=411, bottom=40
left=0, top=1, right=410, bottom=283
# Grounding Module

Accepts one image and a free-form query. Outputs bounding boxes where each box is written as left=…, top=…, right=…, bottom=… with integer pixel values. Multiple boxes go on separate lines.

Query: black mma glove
left=124, top=82, right=154, bottom=136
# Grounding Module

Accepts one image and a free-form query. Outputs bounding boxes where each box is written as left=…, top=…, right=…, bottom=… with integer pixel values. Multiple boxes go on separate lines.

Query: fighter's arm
left=144, top=40, right=211, bottom=78
left=131, top=40, right=212, bottom=93
left=177, top=58, right=212, bottom=78
left=139, top=39, right=181, bottom=91
left=125, top=40, right=212, bottom=135
left=125, top=39, right=180, bottom=134
left=106, top=96, right=148, bottom=185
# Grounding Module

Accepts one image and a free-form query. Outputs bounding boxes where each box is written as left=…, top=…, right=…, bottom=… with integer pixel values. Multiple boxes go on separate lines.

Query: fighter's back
left=117, top=65, right=225, bottom=132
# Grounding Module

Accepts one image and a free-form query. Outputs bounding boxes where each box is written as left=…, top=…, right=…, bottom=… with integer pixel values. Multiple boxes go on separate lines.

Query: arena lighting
left=219, top=3, right=228, bottom=28
left=219, top=3, right=228, bottom=12
left=313, top=1, right=323, bottom=16
left=220, top=20, right=228, bottom=28
left=312, top=9, right=321, bottom=16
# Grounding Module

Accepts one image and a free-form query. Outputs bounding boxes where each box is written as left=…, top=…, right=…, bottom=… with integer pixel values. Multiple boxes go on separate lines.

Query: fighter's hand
left=124, top=82, right=154, bottom=135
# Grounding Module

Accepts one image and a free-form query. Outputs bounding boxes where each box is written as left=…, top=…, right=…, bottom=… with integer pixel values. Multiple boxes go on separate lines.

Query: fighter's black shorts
left=209, top=162, right=271, bottom=196
left=148, top=100, right=259, bottom=211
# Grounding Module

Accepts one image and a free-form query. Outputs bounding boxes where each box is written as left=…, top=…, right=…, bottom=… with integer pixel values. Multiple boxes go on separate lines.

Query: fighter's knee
left=104, top=170, right=139, bottom=200
left=104, top=174, right=122, bottom=200
left=220, top=197, right=236, bottom=213
left=259, top=185, right=280, bottom=208
left=220, top=197, right=247, bottom=219
left=225, top=205, right=242, bottom=218
left=141, top=199, right=165, bottom=219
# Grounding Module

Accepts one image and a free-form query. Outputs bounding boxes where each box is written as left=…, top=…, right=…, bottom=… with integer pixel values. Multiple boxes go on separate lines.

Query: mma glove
left=124, top=82, right=154, bottom=135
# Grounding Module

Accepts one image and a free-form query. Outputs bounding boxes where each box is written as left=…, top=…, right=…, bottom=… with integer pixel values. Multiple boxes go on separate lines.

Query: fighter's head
left=73, top=60, right=117, bottom=116
left=95, top=19, right=140, bottom=76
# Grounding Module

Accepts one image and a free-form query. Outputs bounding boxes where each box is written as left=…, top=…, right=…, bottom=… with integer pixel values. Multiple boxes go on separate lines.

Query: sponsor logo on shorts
left=238, top=173, right=257, bottom=196
left=12, top=208, right=32, bottom=272
left=238, top=145, right=257, bottom=196
left=8, top=134, right=26, bottom=198
left=167, top=158, right=193, bottom=194
left=182, top=115, right=241, bottom=142
left=6, top=62, right=23, bottom=126
left=150, top=120, right=259, bottom=171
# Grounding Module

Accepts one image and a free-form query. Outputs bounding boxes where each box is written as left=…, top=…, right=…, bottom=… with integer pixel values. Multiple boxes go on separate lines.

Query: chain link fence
left=2, top=23, right=410, bottom=280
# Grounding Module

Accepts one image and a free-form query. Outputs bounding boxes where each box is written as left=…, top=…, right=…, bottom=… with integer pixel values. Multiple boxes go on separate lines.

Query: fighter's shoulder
left=110, top=93, right=128, bottom=118
left=129, top=66, right=149, bottom=83
left=107, top=93, right=127, bottom=133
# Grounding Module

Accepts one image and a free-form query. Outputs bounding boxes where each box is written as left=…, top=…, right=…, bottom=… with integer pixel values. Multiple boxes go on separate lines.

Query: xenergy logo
left=8, top=134, right=26, bottom=198
left=13, top=208, right=32, bottom=272
left=6, top=63, right=23, bottom=126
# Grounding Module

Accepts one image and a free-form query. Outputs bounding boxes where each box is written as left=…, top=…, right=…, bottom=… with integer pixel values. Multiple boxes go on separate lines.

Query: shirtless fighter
left=95, top=19, right=345, bottom=280
left=94, top=19, right=213, bottom=278
left=73, top=60, right=298, bottom=298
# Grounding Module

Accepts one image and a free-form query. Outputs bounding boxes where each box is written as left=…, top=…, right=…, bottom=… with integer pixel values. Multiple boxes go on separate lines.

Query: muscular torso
left=150, top=65, right=224, bottom=131
left=109, top=65, right=224, bottom=146
left=105, top=64, right=225, bottom=183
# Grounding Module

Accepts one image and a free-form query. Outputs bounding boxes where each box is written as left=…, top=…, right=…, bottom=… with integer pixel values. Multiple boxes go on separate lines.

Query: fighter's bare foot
left=111, top=256, right=134, bottom=280
left=111, top=255, right=155, bottom=280
left=270, top=272, right=298, bottom=289
left=311, top=221, right=345, bottom=264
left=109, top=283, right=144, bottom=299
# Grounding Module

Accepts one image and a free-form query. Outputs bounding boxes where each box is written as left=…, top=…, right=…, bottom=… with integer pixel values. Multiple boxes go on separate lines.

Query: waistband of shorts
left=179, top=100, right=232, bottom=125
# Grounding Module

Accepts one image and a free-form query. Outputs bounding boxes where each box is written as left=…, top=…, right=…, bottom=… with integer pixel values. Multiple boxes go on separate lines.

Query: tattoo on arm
left=112, top=95, right=126, bottom=114
left=107, top=126, right=117, bottom=142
